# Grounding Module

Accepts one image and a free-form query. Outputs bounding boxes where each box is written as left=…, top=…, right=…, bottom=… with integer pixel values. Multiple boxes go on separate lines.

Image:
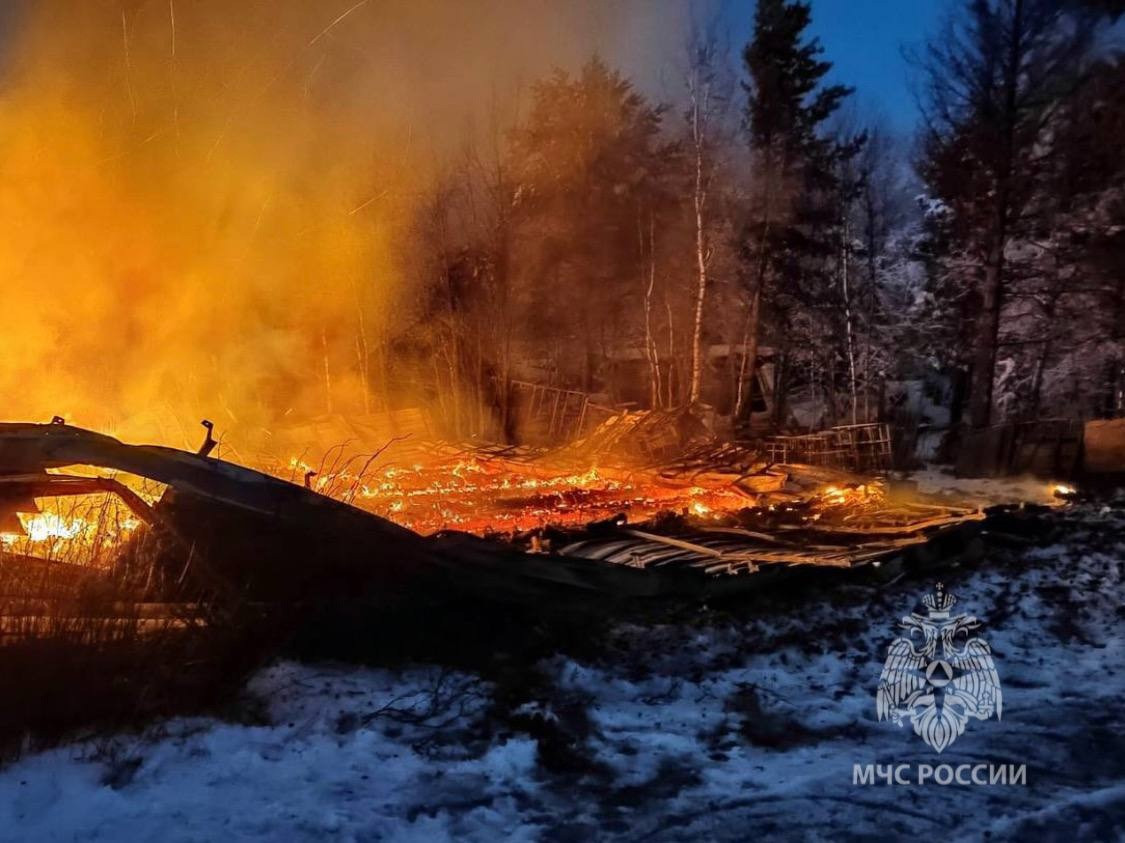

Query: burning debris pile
left=277, top=409, right=985, bottom=591
left=272, top=407, right=754, bottom=535
left=505, top=466, right=985, bottom=595
left=0, top=416, right=998, bottom=617
left=294, top=446, right=754, bottom=536
left=0, top=415, right=1035, bottom=759
left=283, top=409, right=897, bottom=539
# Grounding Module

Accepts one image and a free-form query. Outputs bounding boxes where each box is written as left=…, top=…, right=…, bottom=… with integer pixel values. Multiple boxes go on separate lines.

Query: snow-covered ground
left=909, top=467, right=1068, bottom=506
left=0, top=500, right=1122, bottom=841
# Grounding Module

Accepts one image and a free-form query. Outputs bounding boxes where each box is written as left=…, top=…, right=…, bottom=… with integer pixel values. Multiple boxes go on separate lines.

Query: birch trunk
left=735, top=282, right=762, bottom=419
left=640, top=211, right=662, bottom=409
left=665, top=301, right=676, bottom=407
left=840, top=214, right=858, bottom=424
left=687, top=75, right=710, bottom=405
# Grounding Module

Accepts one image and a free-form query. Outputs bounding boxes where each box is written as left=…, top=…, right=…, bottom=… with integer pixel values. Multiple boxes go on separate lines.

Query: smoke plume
left=0, top=0, right=695, bottom=448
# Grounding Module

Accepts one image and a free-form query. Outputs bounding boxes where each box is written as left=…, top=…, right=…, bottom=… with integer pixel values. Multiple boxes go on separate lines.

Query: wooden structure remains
left=552, top=509, right=986, bottom=593
left=762, top=423, right=893, bottom=473
left=508, top=380, right=607, bottom=444
left=0, top=420, right=1000, bottom=619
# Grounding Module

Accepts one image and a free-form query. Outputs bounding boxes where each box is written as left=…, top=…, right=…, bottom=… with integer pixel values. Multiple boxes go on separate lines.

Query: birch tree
left=684, top=29, right=731, bottom=405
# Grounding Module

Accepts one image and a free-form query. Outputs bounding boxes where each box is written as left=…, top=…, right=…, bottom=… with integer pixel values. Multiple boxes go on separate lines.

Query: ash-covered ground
left=0, top=496, right=1121, bottom=842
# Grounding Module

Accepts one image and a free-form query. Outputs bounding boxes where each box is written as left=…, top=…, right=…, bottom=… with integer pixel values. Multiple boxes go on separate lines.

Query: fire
left=270, top=448, right=900, bottom=537
left=1052, top=484, right=1077, bottom=498
left=19, top=513, right=85, bottom=543
left=0, top=2, right=435, bottom=447
left=287, top=450, right=754, bottom=535
left=0, top=509, right=142, bottom=555
left=817, top=484, right=884, bottom=508
left=0, top=439, right=896, bottom=561
left=0, top=485, right=147, bottom=563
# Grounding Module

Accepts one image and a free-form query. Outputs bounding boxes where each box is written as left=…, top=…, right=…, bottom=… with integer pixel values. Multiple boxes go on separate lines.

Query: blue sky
left=716, top=0, right=949, bottom=129
left=806, top=0, right=947, bottom=127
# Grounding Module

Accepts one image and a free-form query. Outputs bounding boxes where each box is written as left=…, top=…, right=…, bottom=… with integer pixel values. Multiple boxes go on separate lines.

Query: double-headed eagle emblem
left=876, top=583, right=1002, bottom=753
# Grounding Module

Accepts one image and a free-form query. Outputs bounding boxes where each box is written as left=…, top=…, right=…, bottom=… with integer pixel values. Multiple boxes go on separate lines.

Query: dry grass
left=0, top=490, right=276, bottom=760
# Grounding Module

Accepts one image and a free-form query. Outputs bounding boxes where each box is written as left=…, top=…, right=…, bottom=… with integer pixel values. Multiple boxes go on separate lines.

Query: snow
left=885, top=378, right=953, bottom=429
left=0, top=502, right=1122, bottom=840
left=909, top=467, right=1066, bottom=505
left=0, top=667, right=542, bottom=842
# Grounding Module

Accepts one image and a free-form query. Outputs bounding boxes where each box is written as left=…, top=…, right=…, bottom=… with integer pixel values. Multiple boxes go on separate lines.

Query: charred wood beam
left=0, top=473, right=159, bottom=526
left=0, top=422, right=419, bottom=539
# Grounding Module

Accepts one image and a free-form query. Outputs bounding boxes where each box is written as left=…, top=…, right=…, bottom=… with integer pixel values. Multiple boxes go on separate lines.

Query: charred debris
left=0, top=415, right=1076, bottom=752
left=0, top=417, right=1050, bottom=624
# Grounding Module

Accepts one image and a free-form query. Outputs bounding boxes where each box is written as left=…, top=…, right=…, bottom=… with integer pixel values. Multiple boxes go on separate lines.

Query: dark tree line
left=915, top=0, right=1125, bottom=426
left=388, top=0, right=1122, bottom=441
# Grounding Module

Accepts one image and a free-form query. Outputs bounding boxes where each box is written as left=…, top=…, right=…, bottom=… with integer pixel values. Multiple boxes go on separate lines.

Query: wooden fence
left=762, top=423, right=893, bottom=473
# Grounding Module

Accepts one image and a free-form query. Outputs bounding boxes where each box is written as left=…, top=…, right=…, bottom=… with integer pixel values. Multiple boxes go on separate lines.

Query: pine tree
left=509, top=57, right=670, bottom=393
left=916, top=0, right=1101, bottom=427
left=737, top=0, right=852, bottom=423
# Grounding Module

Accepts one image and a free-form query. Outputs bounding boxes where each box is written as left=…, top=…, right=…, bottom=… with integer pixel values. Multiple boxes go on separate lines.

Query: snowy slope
left=0, top=503, right=1121, bottom=841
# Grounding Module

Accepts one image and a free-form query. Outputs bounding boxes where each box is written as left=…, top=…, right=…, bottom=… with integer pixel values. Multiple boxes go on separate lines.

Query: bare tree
left=684, top=28, right=731, bottom=405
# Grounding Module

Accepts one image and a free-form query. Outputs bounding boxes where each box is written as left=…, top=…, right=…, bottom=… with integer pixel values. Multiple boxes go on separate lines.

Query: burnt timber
left=0, top=421, right=995, bottom=614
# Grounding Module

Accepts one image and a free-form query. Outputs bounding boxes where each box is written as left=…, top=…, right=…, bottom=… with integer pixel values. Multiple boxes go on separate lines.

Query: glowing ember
left=689, top=501, right=711, bottom=517
left=816, top=484, right=884, bottom=508
left=0, top=486, right=148, bottom=564
left=0, top=444, right=895, bottom=557
left=283, top=452, right=757, bottom=535
left=21, top=512, right=85, bottom=543
left=0, top=509, right=142, bottom=547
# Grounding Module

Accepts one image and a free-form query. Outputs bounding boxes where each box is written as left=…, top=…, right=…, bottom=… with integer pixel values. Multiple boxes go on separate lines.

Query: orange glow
left=0, top=1, right=430, bottom=447
left=817, top=484, right=884, bottom=508
left=0, top=497, right=143, bottom=564
left=0, top=1, right=668, bottom=448
left=0, top=4, right=893, bottom=554
left=282, top=451, right=759, bottom=535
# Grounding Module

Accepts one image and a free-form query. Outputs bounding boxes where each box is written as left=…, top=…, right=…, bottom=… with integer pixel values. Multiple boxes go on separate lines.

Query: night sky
left=718, top=0, right=948, bottom=129
left=807, top=0, right=946, bottom=126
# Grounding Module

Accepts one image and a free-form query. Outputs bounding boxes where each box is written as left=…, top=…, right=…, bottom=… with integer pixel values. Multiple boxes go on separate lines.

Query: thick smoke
left=0, top=0, right=696, bottom=448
